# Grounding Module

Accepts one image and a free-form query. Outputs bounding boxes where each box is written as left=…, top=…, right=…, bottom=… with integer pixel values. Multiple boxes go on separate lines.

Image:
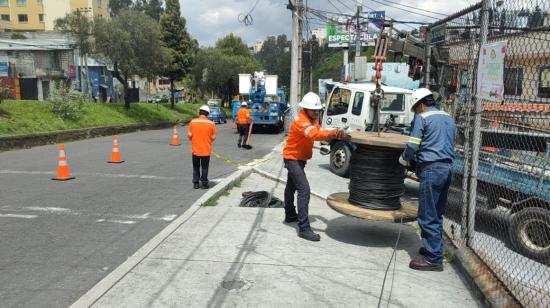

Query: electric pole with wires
left=288, top=0, right=303, bottom=121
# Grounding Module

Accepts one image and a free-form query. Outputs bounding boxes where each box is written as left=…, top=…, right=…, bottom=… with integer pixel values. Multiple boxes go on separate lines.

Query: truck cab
left=321, top=82, right=414, bottom=176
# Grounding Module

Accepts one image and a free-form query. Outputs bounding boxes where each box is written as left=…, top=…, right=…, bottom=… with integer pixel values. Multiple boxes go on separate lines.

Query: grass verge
left=0, top=100, right=202, bottom=136
left=202, top=179, right=242, bottom=207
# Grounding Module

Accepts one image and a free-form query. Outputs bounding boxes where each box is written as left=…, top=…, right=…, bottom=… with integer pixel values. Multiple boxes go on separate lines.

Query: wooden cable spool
left=326, top=131, right=419, bottom=222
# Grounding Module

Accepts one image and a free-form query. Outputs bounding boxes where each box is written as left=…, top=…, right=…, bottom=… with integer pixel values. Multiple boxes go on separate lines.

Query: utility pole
left=289, top=0, right=303, bottom=120
left=309, top=41, right=313, bottom=92
left=355, top=1, right=362, bottom=59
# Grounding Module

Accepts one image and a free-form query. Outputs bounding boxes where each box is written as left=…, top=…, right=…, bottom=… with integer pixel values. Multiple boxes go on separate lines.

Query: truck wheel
left=509, top=207, right=550, bottom=263
left=330, top=142, right=351, bottom=177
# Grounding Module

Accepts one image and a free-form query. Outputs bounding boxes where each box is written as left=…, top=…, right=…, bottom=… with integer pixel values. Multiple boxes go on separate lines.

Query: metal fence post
left=466, top=0, right=490, bottom=247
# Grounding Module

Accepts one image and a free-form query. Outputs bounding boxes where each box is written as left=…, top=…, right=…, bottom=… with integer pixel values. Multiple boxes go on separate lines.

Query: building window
left=18, top=14, right=28, bottom=23
left=1, top=14, right=10, bottom=21
left=504, top=67, right=523, bottom=97
left=16, top=0, right=26, bottom=7
left=97, top=0, right=101, bottom=8
left=38, top=13, right=44, bottom=22
left=538, top=66, right=550, bottom=99
left=0, top=0, right=8, bottom=7
left=37, top=0, right=42, bottom=5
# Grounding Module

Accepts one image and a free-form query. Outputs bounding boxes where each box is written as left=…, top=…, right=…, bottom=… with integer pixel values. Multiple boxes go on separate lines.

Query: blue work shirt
left=402, top=107, right=456, bottom=163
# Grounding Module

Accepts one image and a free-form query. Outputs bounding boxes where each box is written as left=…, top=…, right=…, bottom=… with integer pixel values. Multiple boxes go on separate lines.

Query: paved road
left=0, top=123, right=284, bottom=307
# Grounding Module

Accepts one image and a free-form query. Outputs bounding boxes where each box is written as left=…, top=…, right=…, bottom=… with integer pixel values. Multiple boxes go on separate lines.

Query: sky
left=180, top=0, right=476, bottom=47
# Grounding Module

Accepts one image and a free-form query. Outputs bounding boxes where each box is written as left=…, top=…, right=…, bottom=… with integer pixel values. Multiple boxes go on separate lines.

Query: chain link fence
left=426, top=1, right=550, bottom=306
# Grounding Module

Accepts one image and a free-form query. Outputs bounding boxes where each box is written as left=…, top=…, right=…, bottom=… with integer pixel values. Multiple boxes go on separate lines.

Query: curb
left=69, top=167, right=254, bottom=308
left=444, top=241, right=520, bottom=308
left=0, top=121, right=186, bottom=151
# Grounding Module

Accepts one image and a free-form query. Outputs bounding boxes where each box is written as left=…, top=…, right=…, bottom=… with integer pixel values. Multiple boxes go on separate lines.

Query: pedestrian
left=283, top=92, right=348, bottom=241
left=236, top=101, right=253, bottom=148
left=399, top=88, right=457, bottom=271
left=188, top=105, right=217, bottom=190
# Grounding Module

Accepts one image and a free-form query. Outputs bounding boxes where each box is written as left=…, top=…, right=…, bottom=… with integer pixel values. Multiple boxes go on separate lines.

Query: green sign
left=428, top=24, right=446, bottom=44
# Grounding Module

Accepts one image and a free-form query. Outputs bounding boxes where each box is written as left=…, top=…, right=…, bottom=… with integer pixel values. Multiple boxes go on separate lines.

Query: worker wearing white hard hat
left=282, top=92, right=349, bottom=241
left=399, top=87, right=456, bottom=271
left=236, top=100, right=253, bottom=148
left=188, top=105, right=217, bottom=189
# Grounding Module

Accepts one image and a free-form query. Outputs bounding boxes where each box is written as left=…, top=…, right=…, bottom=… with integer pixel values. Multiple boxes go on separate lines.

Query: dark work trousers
left=192, top=155, right=210, bottom=184
left=284, top=159, right=311, bottom=230
left=417, top=161, right=452, bottom=264
left=237, top=124, right=250, bottom=146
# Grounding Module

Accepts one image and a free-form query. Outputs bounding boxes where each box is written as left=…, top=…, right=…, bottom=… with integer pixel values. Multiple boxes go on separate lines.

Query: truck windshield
left=380, top=93, right=405, bottom=111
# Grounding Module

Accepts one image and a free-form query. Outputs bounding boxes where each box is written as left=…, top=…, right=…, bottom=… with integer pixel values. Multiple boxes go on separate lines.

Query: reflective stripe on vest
left=420, top=110, right=450, bottom=119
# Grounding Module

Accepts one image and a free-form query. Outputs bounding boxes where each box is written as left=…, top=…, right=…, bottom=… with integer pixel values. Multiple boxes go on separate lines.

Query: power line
left=238, top=0, right=261, bottom=26
left=327, top=0, right=343, bottom=14
left=370, top=0, right=448, bottom=17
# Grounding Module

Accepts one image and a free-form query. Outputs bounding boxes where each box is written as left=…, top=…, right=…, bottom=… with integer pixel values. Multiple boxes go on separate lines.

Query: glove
left=334, top=128, right=350, bottom=140
left=398, top=155, right=410, bottom=167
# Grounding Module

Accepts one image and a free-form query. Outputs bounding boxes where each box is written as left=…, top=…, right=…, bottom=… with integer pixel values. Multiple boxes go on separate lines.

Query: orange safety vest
left=283, top=110, right=335, bottom=161
left=188, top=115, right=217, bottom=156
left=236, top=107, right=252, bottom=125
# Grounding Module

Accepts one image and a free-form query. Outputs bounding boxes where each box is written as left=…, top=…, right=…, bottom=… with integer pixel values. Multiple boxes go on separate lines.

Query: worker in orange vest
left=283, top=92, right=349, bottom=241
left=188, top=105, right=217, bottom=189
left=236, top=101, right=253, bottom=148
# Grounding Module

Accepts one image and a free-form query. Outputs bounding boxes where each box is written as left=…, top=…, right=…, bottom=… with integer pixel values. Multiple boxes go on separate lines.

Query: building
left=0, top=32, right=75, bottom=100
left=311, top=27, right=327, bottom=46
left=250, top=40, right=263, bottom=54
left=0, top=0, right=109, bottom=32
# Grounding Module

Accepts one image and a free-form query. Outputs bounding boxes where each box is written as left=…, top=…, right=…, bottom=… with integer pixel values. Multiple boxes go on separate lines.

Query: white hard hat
left=241, top=101, right=248, bottom=107
left=199, top=105, right=210, bottom=113
left=299, top=92, right=323, bottom=110
left=411, top=88, right=433, bottom=111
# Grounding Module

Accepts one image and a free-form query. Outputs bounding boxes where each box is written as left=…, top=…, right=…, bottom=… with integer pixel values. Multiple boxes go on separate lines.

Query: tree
left=109, top=0, right=133, bottom=17
left=94, top=9, right=170, bottom=108
left=55, top=11, right=94, bottom=100
left=256, top=34, right=291, bottom=88
left=135, top=0, right=164, bottom=21
left=160, top=0, right=198, bottom=108
left=192, top=34, right=262, bottom=102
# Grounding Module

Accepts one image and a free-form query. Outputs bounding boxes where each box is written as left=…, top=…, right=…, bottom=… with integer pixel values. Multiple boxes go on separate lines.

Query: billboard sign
left=428, top=24, right=446, bottom=44
left=365, top=63, right=420, bottom=90
left=326, top=11, right=384, bottom=48
left=0, top=62, right=8, bottom=77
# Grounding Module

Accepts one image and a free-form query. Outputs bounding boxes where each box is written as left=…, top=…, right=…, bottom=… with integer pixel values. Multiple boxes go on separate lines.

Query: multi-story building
left=0, top=0, right=109, bottom=32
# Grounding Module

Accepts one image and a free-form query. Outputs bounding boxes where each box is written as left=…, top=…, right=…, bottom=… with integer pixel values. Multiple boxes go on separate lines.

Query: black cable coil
left=239, top=191, right=284, bottom=208
left=348, top=145, right=405, bottom=210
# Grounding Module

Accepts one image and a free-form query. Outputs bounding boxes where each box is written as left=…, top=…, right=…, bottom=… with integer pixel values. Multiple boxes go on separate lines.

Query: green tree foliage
left=135, top=0, right=164, bottom=21
left=193, top=34, right=261, bottom=102
left=160, top=0, right=198, bottom=108
left=94, top=9, right=170, bottom=108
left=256, top=34, right=291, bottom=88
left=108, top=0, right=134, bottom=17
left=55, top=11, right=94, bottom=99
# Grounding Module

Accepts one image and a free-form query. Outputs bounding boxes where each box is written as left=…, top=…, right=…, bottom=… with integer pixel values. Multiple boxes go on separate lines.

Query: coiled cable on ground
left=348, top=145, right=405, bottom=210
left=239, top=191, right=284, bottom=208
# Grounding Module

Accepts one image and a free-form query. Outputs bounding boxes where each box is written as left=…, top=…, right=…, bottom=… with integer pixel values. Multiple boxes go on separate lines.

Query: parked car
left=208, top=107, right=227, bottom=124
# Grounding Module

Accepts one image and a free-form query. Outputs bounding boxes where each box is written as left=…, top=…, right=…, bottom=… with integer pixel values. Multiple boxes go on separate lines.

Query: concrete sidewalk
left=73, top=158, right=479, bottom=307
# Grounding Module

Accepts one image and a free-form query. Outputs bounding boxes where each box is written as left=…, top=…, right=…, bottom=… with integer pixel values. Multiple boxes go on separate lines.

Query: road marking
left=0, top=170, right=181, bottom=180
left=25, top=206, right=74, bottom=214
left=161, top=214, right=177, bottom=222
left=96, top=219, right=136, bottom=225
left=0, top=214, right=37, bottom=219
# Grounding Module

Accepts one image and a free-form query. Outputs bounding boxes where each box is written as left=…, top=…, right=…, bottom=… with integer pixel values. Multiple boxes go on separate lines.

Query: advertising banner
left=477, top=41, right=507, bottom=101
left=326, top=11, right=384, bottom=48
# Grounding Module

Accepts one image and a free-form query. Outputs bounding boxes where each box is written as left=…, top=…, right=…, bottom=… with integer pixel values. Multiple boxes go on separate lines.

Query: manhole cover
left=221, top=278, right=252, bottom=291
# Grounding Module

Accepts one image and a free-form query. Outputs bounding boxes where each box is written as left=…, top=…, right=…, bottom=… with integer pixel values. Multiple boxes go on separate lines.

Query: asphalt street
left=0, top=122, right=284, bottom=307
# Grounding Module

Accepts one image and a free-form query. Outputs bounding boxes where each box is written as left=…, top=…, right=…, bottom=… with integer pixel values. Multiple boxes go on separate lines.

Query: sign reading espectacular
left=326, top=11, right=385, bottom=48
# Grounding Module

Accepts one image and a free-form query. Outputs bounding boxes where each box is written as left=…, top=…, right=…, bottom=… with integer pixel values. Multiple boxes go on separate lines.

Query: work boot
left=409, top=259, right=443, bottom=272
left=284, top=214, right=298, bottom=223
left=298, top=229, right=320, bottom=241
left=201, top=182, right=209, bottom=189
left=238, top=143, right=241, bottom=148
left=193, top=183, right=200, bottom=189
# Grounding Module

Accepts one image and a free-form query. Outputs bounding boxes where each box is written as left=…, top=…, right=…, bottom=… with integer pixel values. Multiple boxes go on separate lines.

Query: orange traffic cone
left=108, top=135, right=125, bottom=163
left=232, top=123, right=237, bottom=129
left=52, top=144, right=75, bottom=181
left=170, top=125, right=181, bottom=146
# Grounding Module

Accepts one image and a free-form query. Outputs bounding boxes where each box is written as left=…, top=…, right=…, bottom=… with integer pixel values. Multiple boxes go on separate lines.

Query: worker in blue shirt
left=399, top=88, right=456, bottom=271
